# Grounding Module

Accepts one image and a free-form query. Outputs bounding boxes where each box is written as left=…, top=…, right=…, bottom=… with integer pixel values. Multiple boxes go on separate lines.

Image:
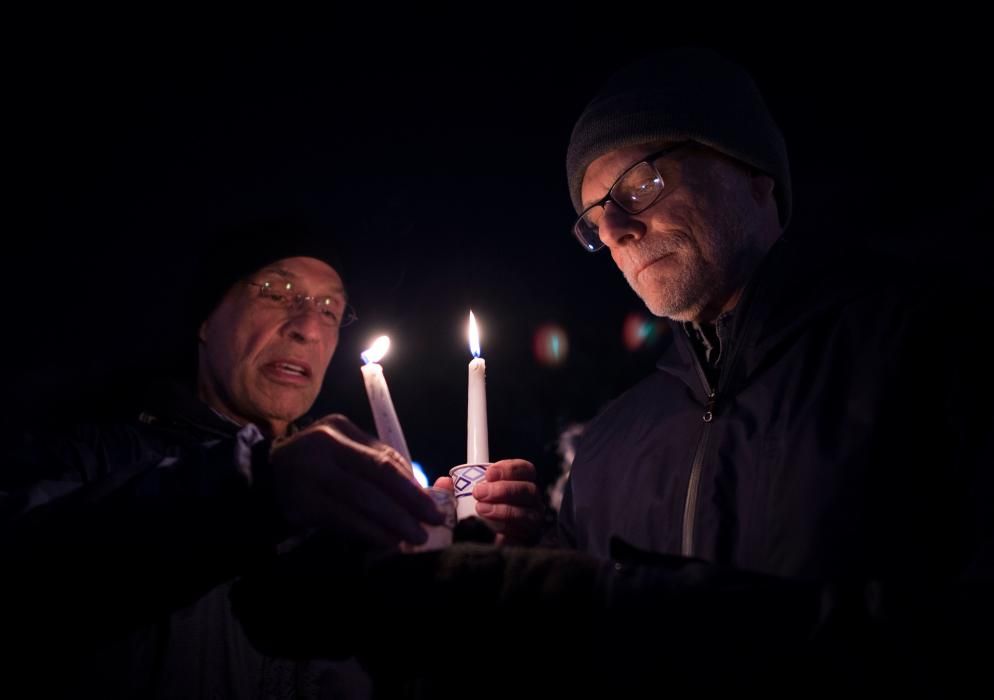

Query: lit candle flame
left=468, top=311, right=481, bottom=358
left=361, top=335, right=391, bottom=364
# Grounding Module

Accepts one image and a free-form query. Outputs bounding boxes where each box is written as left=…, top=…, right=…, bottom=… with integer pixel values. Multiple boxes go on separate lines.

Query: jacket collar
left=138, top=380, right=242, bottom=440
left=656, top=233, right=880, bottom=394
left=138, top=380, right=309, bottom=441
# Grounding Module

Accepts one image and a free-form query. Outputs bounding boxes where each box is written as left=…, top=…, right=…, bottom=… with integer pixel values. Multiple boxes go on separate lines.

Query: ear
left=750, top=172, right=777, bottom=210
left=198, top=319, right=208, bottom=344
left=751, top=171, right=777, bottom=221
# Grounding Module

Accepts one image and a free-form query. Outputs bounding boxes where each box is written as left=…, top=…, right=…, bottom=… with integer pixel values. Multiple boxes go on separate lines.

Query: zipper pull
left=703, top=391, right=717, bottom=423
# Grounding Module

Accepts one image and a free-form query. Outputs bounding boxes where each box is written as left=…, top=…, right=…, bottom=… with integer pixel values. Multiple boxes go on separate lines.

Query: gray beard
left=623, top=222, right=752, bottom=322
left=622, top=234, right=718, bottom=321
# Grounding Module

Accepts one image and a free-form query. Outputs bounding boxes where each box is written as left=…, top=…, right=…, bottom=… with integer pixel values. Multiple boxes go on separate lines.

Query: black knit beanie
left=187, top=218, right=346, bottom=335
left=566, top=48, right=791, bottom=229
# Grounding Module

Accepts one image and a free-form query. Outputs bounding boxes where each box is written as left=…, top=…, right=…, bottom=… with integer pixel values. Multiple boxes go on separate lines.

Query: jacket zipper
left=679, top=239, right=779, bottom=558
left=682, top=360, right=716, bottom=557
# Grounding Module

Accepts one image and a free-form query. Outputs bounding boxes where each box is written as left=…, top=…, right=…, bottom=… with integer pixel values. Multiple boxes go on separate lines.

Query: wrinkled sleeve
left=0, top=423, right=282, bottom=649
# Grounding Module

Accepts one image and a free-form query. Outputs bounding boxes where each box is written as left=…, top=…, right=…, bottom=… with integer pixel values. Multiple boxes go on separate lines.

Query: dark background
left=9, top=16, right=991, bottom=490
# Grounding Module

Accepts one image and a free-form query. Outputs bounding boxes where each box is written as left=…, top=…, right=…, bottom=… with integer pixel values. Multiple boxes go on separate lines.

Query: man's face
left=580, top=143, right=776, bottom=322
left=198, top=256, right=346, bottom=435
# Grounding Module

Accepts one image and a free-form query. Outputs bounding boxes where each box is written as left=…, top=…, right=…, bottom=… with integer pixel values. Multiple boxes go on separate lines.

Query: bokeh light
left=622, top=312, right=667, bottom=351
left=533, top=324, right=569, bottom=366
left=411, top=461, right=429, bottom=488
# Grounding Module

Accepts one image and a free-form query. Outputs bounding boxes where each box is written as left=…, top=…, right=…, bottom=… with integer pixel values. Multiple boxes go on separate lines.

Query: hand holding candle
left=360, top=335, right=412, bottom=469
left=361, top=336, right=456, bottom=549
left=447, top=312, right=543, bottom=543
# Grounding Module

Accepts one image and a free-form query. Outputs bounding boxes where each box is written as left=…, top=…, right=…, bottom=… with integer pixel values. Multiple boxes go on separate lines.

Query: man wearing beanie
left=548, top=48, right=992, bottom=690
left=0, top=220, right=454, bottom=698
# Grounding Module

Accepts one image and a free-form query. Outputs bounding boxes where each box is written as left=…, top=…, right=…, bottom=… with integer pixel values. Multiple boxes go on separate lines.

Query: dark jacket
left=0, top=384, right=370, bottom=699
left=557, top=232, right=993, bottom=687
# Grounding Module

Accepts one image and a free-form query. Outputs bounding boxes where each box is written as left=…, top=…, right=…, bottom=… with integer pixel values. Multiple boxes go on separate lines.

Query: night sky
left=11, top=18, right=991, bottom=490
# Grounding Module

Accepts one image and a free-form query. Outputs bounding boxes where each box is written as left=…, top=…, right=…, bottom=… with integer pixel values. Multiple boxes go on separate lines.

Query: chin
left=253, top=397, right=311, bottom=426
left=636, top=288, right=699, bottom=321
left=634, top=267, right=714, bottom=321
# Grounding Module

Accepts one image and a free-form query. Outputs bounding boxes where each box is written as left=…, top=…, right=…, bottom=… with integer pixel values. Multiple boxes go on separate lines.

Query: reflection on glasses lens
left=572, top=143, right=683, bottom=253
left=573, top=220, right=603, bottom=252
left=251, top=279, right=357, bottom=329
left=615, top=167, right=663, bottom=210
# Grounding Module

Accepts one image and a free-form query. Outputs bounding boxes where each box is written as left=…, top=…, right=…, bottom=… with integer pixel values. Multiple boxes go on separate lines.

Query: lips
left=261, top=359, right=313, bottom=384
left=633, top=252, right=675, bottom=278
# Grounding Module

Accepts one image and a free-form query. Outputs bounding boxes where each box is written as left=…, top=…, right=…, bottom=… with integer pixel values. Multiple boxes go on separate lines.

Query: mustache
left=622, top=234, right=686, bottom=271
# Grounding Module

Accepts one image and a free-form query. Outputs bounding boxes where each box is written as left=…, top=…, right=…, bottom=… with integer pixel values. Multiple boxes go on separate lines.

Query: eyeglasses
left=247, top=279, right=358, bottom=329
left=573, top=142, right=687, bottom=252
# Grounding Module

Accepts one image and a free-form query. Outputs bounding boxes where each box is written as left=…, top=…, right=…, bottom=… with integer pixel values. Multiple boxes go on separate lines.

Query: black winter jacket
left=555, top=233, right=993, bottom=688
left=0, top=384, right=370, bottom=699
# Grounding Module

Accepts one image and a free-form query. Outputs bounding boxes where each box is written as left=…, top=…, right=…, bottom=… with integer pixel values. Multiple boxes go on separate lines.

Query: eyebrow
left=582, top=166, right=629, bottom=210
left=582, top=143, right=686, bottom=209
left=261, top=267, right=346, bottom=298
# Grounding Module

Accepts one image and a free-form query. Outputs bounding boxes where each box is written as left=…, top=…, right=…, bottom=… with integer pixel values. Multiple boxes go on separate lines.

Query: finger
left=475, top=502, right=543, bottom=540
left=358, top=446, right=445, bottom=525
left=326, top=427, right=417, bottom=483
left=287, top=422, right=377, bottom=458
left=486, top=459, right=536, bottom=483
left=282, top=427, right=442, bottom=526
left=375, top=447, right=416, bottom=481
left=313, top=425, right=413, bottom=485
left=316, top=416, right=417, bottom=480
left=320, top=416, right=416, bottom=479
left=433, top=476, right=455, bottom=492
left=312, top=413, right=377, bottom=446
left=473, top=479, right=540, bottom=506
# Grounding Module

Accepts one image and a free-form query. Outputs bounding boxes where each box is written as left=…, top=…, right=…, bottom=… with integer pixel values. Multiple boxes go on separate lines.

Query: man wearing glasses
left=1, top=221, right=542, bottom=697
left=561, top=49, right=787, bottom=559
left=549, top=48, right=991, bottom=689
left=241, top=52, right=985, bottom=696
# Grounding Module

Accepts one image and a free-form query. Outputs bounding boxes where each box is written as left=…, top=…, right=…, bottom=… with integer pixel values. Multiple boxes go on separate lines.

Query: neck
left=195, top=372, right=289, bottom=439
left=692, top=286, right=745, bottom=323
left=692, top=227, right=783, bottom=323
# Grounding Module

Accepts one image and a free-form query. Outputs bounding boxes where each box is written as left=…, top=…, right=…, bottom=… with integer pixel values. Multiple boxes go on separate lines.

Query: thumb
left=433, top=476, right=455, bottom=493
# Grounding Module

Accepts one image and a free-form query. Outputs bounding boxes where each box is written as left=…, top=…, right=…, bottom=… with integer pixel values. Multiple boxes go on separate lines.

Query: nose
left=597, top=201, right=645, bottom=249
left=282, top=303, right=326, bottom=344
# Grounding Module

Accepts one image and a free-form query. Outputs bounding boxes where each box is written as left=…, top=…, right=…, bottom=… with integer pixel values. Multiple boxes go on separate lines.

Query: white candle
left=360, top=336, right=412, bottom=467
left=467, top=312, right=489, bottom=464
